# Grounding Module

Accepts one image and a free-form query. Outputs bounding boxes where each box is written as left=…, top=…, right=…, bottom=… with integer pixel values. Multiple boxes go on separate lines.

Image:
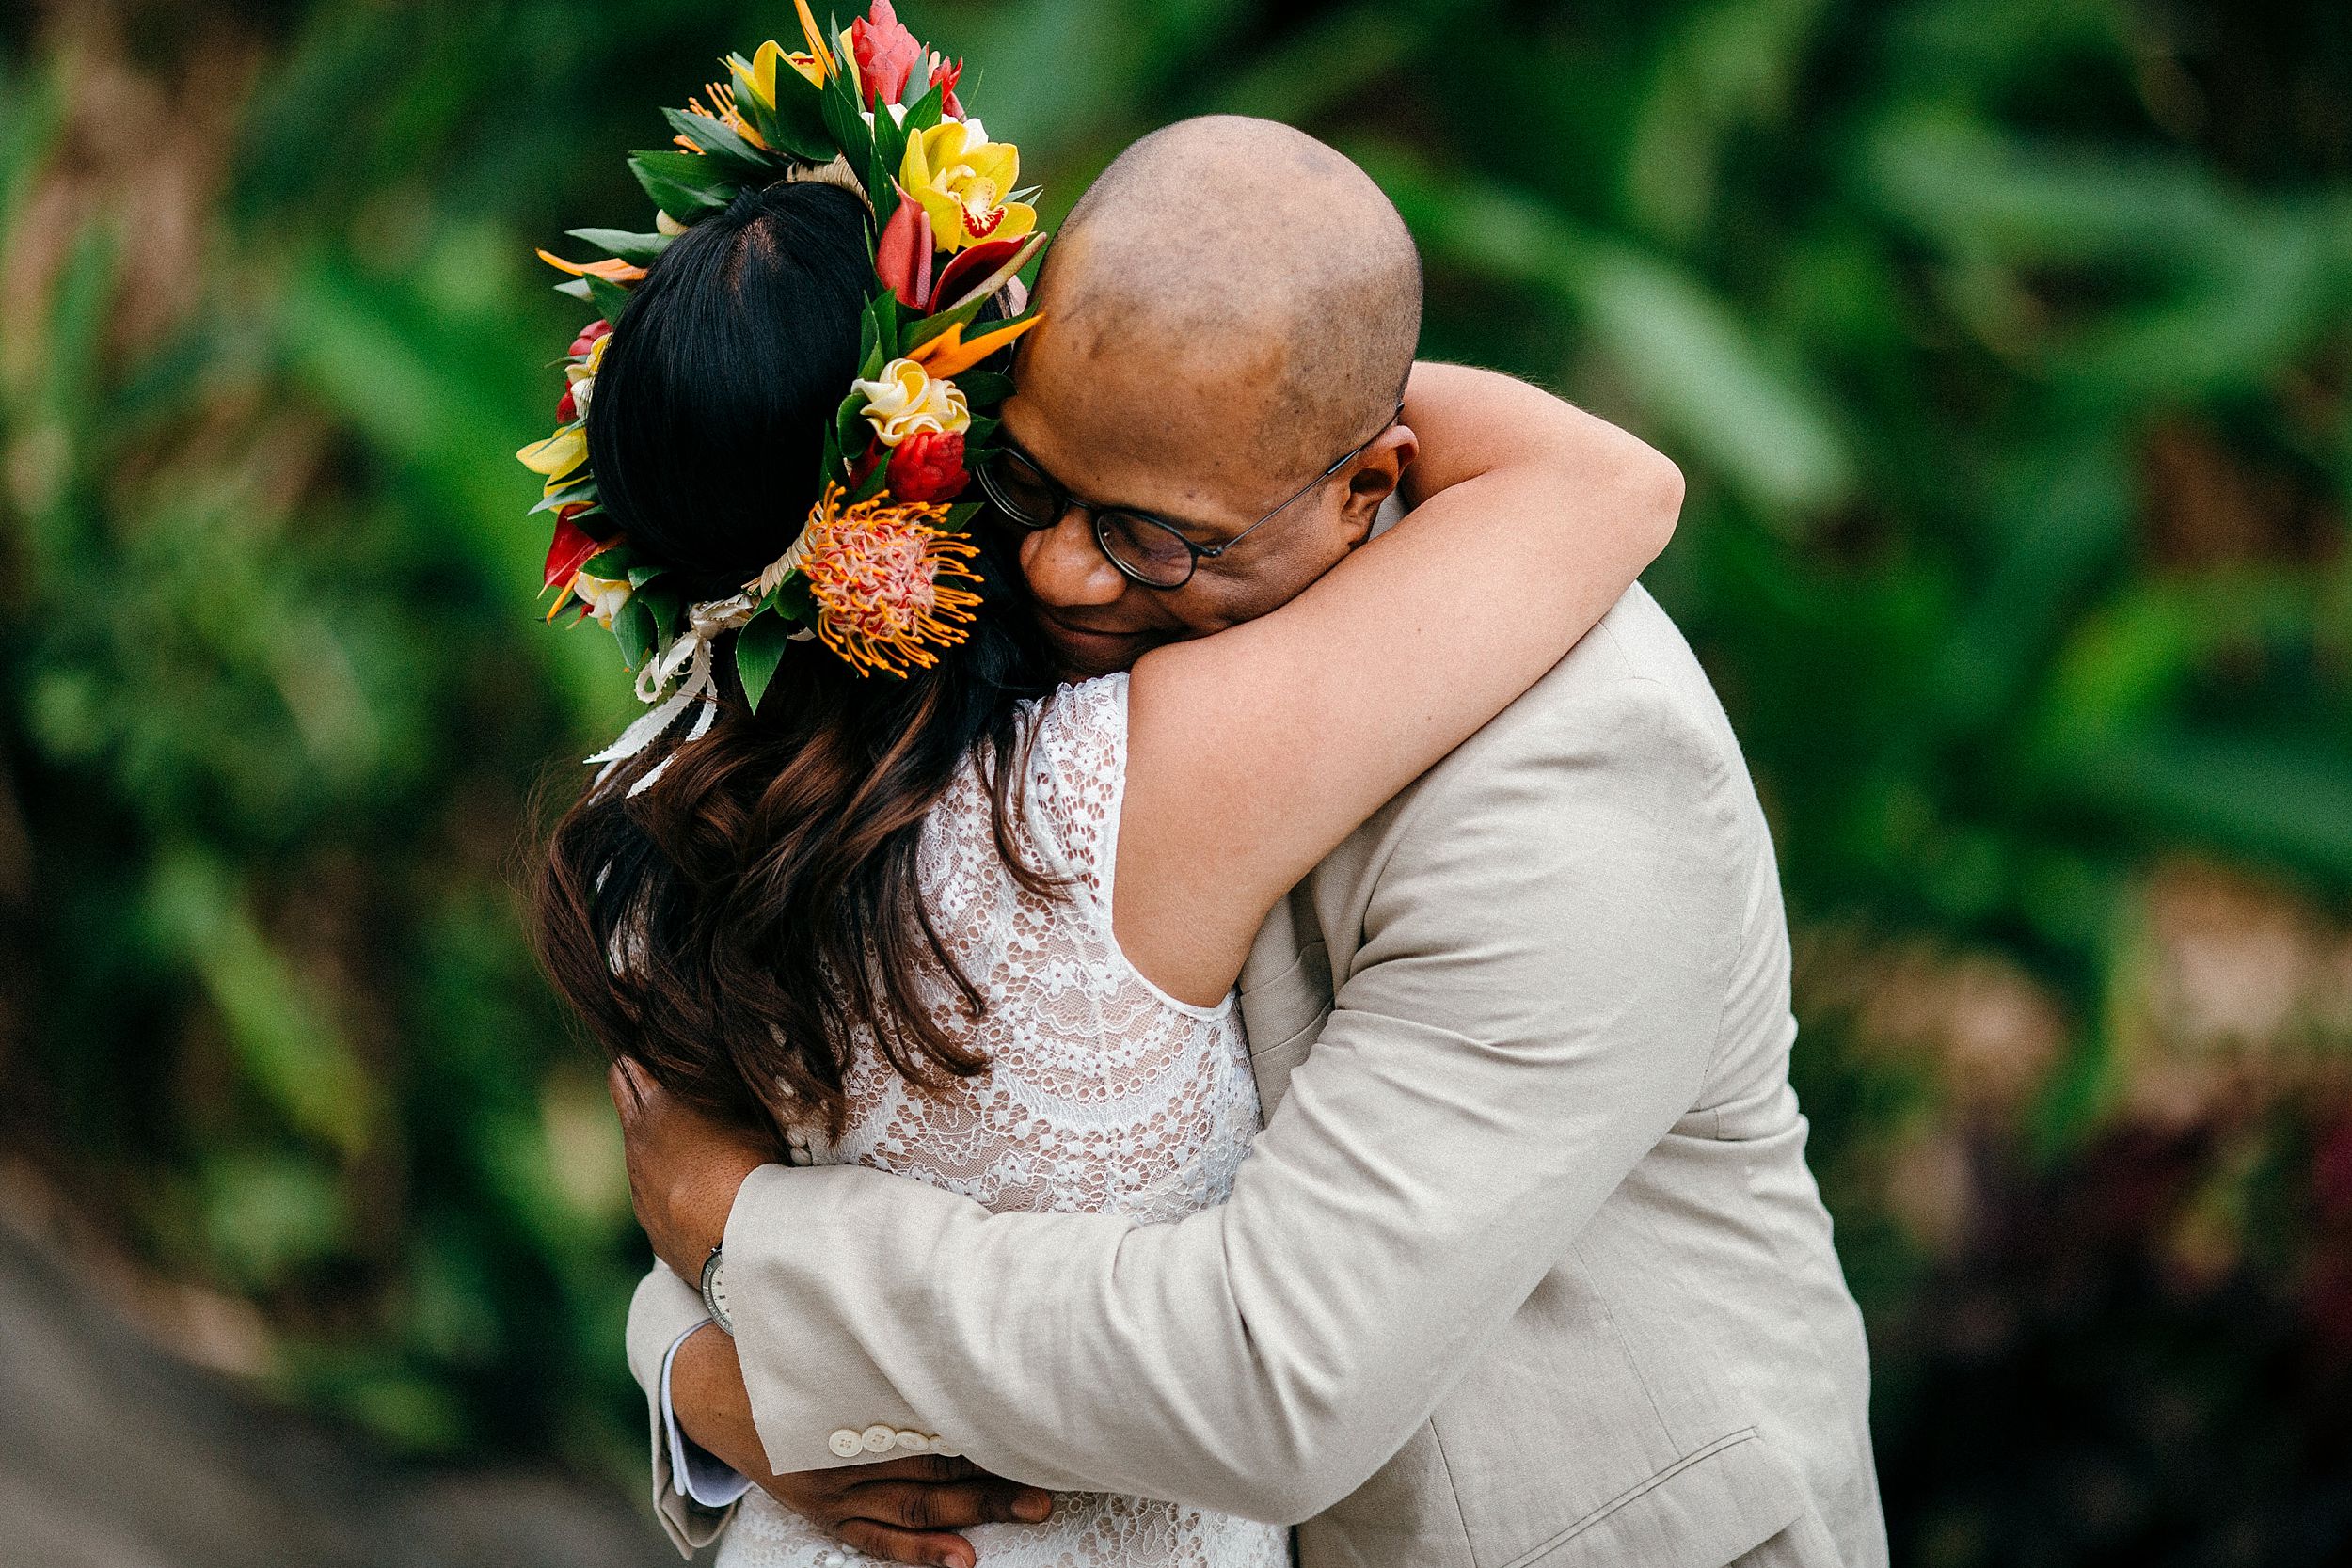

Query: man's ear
left=1338, top=424, right=1418, bottom=542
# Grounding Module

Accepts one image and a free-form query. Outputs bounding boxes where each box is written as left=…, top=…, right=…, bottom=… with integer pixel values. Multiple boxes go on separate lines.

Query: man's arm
left=690, top=660, right=1746, bottom=1523
left=614, top=1115, right=1056, bottom=1566
left=625, top=1265, right=741, bottom=1556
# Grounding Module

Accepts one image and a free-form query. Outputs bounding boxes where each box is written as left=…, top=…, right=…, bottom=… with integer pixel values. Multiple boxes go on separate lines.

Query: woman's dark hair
left=532, top=179, right=1054, bottom=1141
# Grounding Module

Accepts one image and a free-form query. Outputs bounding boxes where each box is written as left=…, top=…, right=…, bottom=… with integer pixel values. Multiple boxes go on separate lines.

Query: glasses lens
left=978, top=449, right=1061, bottom=528
left=1099, top=513, right=1198, bottom=587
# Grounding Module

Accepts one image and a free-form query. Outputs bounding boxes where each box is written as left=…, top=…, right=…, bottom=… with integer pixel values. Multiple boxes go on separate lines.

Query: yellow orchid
left=905, top=314, right=1041, bottom=380
left=517, top=427, right=587, bottom=483
left=852, top=356, right=971, bottom=446
left=900, top=120, right=1035, bottom=252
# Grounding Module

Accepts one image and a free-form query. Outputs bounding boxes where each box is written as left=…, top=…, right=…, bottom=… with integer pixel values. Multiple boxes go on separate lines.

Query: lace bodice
left=716, top=674, right=1286, bottom=1568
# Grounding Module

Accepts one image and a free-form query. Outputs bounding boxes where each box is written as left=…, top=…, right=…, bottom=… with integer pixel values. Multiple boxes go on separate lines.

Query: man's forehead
left=999, top=383, right=1266, bottom=530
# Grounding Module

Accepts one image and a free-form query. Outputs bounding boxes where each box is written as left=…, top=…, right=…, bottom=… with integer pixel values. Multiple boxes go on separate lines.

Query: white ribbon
left=584, top=592, right=761, bottom=798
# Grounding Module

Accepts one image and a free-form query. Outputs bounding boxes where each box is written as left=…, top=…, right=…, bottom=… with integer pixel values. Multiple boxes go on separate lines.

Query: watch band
left=698, top=1243, right=733, bottom=1336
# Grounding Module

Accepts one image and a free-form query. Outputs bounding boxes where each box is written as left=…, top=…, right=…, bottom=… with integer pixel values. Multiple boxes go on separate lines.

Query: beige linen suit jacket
left=626, top=584, right=1887, bottom=1568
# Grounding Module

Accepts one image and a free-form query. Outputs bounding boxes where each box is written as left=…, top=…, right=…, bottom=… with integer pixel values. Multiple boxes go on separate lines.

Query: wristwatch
left=698, top=1243, right=733, bottom=1336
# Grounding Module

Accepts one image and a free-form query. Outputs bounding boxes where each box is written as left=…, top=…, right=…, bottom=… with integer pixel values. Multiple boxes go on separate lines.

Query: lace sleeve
left=1023, top=673, right=1130, bottom=915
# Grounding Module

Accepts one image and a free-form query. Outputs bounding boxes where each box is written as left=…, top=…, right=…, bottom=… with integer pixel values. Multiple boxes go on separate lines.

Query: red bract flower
left=929, top=234, right=1027, bottom=313
left=544, top=505, right=606, bottom=590
left=875, top=191, right=934, bottom=309
left=851, top=0, right=928, bottom=108
left=887, top=429, right=967, bottom=502
left=850, top=439, right=887, bottom=489
left=929, top=55, right=963, bottom=119
left=556, top=382, right=578, bottom=422
left=568, top=320, right=612, bottom=358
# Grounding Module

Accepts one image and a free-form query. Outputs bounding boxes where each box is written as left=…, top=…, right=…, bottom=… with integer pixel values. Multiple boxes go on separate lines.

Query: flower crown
left=515, top=0, right=1046, bottom=791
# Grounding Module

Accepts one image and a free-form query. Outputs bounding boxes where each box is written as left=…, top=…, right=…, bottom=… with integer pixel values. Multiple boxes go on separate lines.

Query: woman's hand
left=608, top=1059, right=773, bottom=1281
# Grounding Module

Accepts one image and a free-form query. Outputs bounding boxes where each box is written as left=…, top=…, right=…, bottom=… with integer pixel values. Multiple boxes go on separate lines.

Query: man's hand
left=763, top=1455, right=1053, bottom=1568
left=672, top=1301, right=1054, bottom=1568
left=608, top=1059, right=772, bottom=1281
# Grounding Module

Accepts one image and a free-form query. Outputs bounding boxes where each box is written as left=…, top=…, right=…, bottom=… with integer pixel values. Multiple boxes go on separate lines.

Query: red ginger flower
left=851, top=0, right=929, bottom=107
left=887, top=430, right=967, bottom=502
left=929, top=55, right=963, bottom=119
left=875, top=192, right=934, bottom=309
left=798, top=484, right=984, bottom=676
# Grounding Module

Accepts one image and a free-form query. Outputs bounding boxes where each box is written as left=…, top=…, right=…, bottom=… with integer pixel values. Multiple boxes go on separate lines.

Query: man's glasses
left=974, top=403, right=1406, bottom=590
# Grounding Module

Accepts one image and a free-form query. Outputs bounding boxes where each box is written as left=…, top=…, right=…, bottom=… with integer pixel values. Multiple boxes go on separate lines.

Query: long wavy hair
left=532, top=179, right=1057, bottom=1142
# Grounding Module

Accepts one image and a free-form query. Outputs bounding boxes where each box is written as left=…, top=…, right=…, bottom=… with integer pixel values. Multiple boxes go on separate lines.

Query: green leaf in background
left=1365, top=149, right=1854, bottom=522
left=146, top=852, right=378, bottom=1159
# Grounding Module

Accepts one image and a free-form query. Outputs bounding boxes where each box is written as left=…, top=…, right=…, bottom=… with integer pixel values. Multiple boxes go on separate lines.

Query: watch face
left=701, top=1248, right=732, bottom=1331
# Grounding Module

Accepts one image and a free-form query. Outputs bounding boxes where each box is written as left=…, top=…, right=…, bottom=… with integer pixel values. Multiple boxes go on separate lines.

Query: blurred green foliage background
left=2, top=1, right=2348, bottom=1563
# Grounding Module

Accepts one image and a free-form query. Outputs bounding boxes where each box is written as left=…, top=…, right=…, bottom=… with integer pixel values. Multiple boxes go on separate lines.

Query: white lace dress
left=715, top=673, right=1288, bottom=1568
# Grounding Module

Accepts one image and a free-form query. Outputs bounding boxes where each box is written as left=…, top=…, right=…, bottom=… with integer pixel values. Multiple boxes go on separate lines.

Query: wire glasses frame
left=975, top=401, right=1407, bottom=589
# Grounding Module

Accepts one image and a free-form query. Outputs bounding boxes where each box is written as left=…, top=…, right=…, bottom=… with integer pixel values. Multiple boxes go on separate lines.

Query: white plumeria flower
left=852, top=357, right=971, bottom=447
left=571, top=571, right=633, bottom=629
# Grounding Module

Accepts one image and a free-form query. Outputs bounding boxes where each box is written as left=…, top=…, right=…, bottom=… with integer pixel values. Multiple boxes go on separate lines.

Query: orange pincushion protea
left=797, top=484, right=984, bottom=676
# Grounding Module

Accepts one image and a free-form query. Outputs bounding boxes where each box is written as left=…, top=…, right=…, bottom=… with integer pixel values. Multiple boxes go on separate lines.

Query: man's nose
left=1020, top=508, right=1127, bottom=608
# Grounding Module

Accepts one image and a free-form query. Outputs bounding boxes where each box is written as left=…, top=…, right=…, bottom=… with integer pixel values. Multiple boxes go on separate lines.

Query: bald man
left=618, top=118, right=1886, bottom=1568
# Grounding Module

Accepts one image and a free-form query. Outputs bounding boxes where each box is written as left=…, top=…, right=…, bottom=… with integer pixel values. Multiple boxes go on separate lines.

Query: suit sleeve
left=627, top=1262, right=739, bottom=1555
left=720, top=673, right=1744, bottom=1522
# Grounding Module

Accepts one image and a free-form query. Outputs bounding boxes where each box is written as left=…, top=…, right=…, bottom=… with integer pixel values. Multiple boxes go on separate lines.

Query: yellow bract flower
left=568, top=331, right=611, bottom=383
left=729, top=0, right=834, bottom=101
left=852, top=356, right=971, bottom=446
left=798, top=484, right=984, bottom=677
left=517, top=427, right=587, bottom=482
left=900, top=120, right=1035, bottom=252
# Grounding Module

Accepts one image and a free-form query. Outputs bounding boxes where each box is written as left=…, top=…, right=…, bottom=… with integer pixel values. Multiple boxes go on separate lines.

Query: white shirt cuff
left=660, top=1321, right=755, bottom=1509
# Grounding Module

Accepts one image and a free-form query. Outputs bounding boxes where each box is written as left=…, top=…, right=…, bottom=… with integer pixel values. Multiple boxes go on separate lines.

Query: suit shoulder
left=1427, top=586, right=1740, bottom=782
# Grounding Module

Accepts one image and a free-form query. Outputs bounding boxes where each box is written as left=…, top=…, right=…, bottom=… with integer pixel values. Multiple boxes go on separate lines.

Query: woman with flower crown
left=527, top=5, right=1681, bottom=1565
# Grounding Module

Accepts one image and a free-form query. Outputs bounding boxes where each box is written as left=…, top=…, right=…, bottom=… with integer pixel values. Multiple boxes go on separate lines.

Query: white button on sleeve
left=828, top=1428, right=866, bottom=1458
left=861, top=1422, right=898, bottom=1453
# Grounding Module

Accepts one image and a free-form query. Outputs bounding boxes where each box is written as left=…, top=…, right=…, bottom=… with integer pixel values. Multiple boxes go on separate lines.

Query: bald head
left=1037, top=117, right=1421, bottom=469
